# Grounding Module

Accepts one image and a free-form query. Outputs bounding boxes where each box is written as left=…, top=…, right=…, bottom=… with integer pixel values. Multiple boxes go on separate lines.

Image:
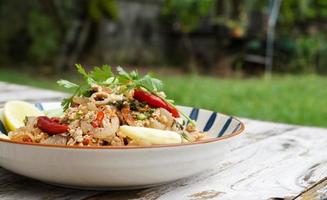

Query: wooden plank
left=293, top=177, right=327, bottom=200
left=0, top=168, right=98, bottom=200
left=0, top=82, right=67, bottom=106
left=84, top=121, right=327, bottom=200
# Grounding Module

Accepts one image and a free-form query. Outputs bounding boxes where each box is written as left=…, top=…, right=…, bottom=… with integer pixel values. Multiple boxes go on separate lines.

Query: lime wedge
left=4, top=101, right=43, bottom=131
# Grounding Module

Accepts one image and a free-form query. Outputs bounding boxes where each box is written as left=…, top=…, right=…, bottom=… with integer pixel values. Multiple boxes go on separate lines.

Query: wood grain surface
left=0, top=82, right=67, bottom=107
left=0, top=81, right=326, bottom=200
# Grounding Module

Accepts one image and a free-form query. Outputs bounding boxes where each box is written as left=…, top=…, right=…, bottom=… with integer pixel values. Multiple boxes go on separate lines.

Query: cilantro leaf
left=76, top=64, right=88, bottom=78
left=116, top=67, right=163, bottom=92
left=129, top=70, right=139, bottom=80
left=76, top=64, right=95, bottom=85
left=116, top=66, right=132, bottom=83
left=59, top=64, right=115, bottom=111
left=138, top=74, right=163, bottom=92
left=116, top=66, right=131, bottom=78
left=61, top=97, right=72, bottom=111
left=89, top=65, right=113, bottom=83
left=57, top=80, right=79, bottom=89
left=75, top=63, right=114, bottom=85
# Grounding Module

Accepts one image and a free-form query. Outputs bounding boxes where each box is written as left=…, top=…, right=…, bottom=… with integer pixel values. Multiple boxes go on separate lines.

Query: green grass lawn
left=0, top=68, right=326, bottom=127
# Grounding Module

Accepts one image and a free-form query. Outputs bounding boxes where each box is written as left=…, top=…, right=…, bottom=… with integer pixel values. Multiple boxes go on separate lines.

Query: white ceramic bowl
left=0, top=102, right=244, bottom=190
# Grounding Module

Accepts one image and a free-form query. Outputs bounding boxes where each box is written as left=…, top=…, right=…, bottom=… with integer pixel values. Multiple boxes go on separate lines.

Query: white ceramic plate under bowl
left=0, top=102, right=244, bottom=190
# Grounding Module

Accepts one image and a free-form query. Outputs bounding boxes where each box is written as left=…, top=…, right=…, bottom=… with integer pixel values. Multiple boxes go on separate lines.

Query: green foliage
left=0, top=0, right=63, bottom=65
left=27, top=10, right=60, bottom=64
left=0, top=0, right=326, bottom=75
left=161, top=0, right=326, bottom=73
left=88, top=0, right=119, bottom=22
left=0, top=0, right=119, bottom=66
left=290, top=34, right=327, bottom=73
left=279, top=0, right=327, bottom=32
left=161, top=0, right=215, bottom=32
left=0, top=0, right=31, bottom=63
left=274, top=0, right=327, bottom=72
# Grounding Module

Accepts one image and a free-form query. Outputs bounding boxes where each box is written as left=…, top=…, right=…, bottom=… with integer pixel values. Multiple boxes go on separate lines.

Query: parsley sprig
left=57, top=64, right=195, bottom=125
left=57, top=64, right=114, bottom=110
left=116, top=66, right=163, bottom=93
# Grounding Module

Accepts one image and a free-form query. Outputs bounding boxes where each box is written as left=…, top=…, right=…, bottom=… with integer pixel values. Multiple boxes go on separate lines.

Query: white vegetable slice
left=0, top=132, right=9, bottom=140
left=119, top=126, right=182, bottom=145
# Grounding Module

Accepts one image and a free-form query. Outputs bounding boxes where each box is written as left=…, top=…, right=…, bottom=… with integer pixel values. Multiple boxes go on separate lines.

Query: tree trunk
left=54, top=0, right=89, bottom=72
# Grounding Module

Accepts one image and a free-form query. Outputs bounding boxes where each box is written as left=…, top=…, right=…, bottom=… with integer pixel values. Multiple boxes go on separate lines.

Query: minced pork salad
left=9, top=65, right=207, bottom=146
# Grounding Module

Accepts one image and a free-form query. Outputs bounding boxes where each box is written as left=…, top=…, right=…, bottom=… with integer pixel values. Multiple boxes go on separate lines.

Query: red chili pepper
left=37, top=116, right=69, bottom=135
left=133, top=89, right=180, bottom=118
left=164, top=101, right=180, bottom=118
left=92, top=111, right=105, bottom=128
left=50, top=117, right=61, bottom=123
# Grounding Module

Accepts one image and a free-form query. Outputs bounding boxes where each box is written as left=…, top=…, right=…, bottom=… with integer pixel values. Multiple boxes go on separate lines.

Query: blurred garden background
left=0, top=0, right=326, bottom=127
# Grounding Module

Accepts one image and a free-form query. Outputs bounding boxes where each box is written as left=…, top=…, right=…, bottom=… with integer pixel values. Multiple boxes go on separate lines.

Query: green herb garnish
left=116, top=66, right=163, bottom=92
left=57, top=64, right=195, bottom=126
left=57, top=64, right=114, bottom=110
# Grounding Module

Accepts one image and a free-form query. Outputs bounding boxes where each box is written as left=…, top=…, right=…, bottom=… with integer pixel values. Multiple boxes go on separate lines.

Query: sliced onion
left=149, top=118, right=166, bottom=130
left=94, top=116, right=119, bottom=139
left=159, top=108, right=174, bottom=127
left=87, top=102, right=98, bottom=111
left=108, top=94, right=124, bottom=102
left=110, top=116, right=120, bottom=130
left=94, top=128, right=115, bottom=139
left=90, top=92, right=110, bottom=105
left=80, top=120, right=93, bottom=133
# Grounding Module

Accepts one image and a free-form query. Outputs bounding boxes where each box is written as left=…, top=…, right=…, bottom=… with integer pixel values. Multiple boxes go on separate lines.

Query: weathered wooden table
left=0, top=81, right=326, bottom=200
